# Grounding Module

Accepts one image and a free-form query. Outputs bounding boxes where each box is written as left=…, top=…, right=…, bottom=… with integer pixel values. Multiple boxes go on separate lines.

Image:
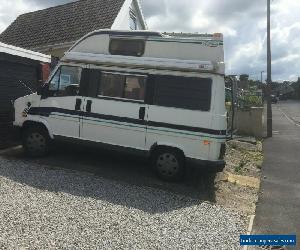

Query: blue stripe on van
left=27, top=107, right=227, bottom=137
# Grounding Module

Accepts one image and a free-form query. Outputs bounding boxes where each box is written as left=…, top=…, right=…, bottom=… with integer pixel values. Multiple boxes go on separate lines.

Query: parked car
left=279, top=94, right=288, bottom=100
left=271, top=95, right=278, bottom=104
left=13, top=30, right=227, bottom=181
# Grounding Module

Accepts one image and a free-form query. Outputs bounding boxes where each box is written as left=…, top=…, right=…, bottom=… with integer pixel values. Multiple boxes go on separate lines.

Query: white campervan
left=13, top=30, right=227, bottom=181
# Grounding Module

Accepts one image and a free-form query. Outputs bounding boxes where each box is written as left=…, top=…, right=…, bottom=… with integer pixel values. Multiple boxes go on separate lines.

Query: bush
left=239, top=95, right=263, bottom=108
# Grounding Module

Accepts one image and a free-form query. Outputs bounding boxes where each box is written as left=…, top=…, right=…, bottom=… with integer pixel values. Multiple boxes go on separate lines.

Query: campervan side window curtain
left=109, top=39, right=145, bottom=57
left=153, top=75, right=212, bottom=111
left=99, top=73, right=125, bottom=98
left=124, top=76, right=146, bottom=100
left=98, top=72, right=146, bottom=101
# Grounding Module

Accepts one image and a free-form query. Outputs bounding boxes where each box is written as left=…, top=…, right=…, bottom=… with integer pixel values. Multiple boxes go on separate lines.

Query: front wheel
left=23, top=126, right=50, bottom=157
left=152, top=147, right=185, bottom=181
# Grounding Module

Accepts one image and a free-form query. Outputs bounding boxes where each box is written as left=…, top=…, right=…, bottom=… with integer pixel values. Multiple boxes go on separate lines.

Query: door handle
left=86, top=100, right=92, bottom=113
left=139, top=107, right=146, bottom=120
left=75, top=98, right=81, bottom=111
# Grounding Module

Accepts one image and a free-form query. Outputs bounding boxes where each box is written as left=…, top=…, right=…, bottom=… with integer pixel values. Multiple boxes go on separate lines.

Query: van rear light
left=203, top=140, right=211, bottom=145
left=219, top=143, right=226, bottom=160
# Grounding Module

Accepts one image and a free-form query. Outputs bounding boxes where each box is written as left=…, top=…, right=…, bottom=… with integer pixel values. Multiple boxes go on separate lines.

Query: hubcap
left=156, top=153, right=179, bottom=177
left=26, top=132, right=46, bottom=153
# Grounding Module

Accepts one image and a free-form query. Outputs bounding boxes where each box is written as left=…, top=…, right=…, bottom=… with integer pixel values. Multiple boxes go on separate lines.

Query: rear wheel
left=152, top=147, right=185, bottom=181
left=23, top=126, right=50, bottom=157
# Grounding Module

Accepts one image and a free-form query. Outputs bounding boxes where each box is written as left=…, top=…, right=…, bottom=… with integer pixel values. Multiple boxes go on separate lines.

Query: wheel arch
left=22, top=120, right=53, bottom=139
left=149, top=142, right=186, bottom=159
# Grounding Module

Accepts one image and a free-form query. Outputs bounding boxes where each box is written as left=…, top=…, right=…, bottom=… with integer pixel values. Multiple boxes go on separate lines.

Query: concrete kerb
left=224, top=171, right=260, bottom=189
left=243, top=215, right=256, bottom=250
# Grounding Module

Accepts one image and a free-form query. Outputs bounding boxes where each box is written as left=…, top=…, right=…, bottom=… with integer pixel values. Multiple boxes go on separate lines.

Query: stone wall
left=234, top=107, right=264, bottom=138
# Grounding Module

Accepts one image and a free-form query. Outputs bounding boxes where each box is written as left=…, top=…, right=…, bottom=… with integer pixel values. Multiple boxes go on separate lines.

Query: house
left=291, top=78, right=300, bottom=99
left=272, top=81, right=295, bottom=98
left=238, top=74, right=250, bottom=90
left=0, top=42, right=50, bottom=148
left=0, top=0, right=147, bottom=58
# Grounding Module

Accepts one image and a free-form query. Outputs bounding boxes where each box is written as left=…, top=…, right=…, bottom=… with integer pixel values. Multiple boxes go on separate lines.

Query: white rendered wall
left=111, top=0, right=146, bottom=30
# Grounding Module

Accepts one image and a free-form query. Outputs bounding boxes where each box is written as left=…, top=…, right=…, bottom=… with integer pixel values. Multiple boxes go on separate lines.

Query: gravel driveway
left=0, top=153, right=246, bottom=249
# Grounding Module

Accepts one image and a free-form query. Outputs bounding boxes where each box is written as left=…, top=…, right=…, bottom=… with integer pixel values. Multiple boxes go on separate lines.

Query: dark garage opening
left=0, top=46, right=50, bottom=149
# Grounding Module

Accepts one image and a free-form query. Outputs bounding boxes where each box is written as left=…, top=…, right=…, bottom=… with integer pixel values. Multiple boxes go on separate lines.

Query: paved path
left=252, top=100, right=300, bottom=248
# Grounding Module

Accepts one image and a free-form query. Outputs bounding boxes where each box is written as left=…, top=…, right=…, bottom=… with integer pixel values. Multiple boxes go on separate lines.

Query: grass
left=235, top=160, right=246, bottom=173
left=228, top=140, right=264, bottom=174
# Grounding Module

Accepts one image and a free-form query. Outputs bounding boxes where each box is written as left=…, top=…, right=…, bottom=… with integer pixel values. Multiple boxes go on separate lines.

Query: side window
left=48, top=66, right=82, bottom=97
left=49, top=68, right=60, bottom=93
left=99, top=73, right=125, bottom=98
left=109, top=39, right=145, bottom=57
left=153, top=75, right=212, bottom=111
left=98, top=72, right=146, bottom=101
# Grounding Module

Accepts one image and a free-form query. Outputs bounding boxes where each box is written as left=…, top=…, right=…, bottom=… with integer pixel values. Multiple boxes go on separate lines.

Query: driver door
left=39, top=65, right=83, bottom=139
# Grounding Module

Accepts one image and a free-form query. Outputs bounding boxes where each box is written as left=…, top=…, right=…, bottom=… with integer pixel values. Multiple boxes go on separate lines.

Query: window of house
left=129, top=10, right=137, bottom=30
left=153, top=75, right=212, bottom=111
left=109, top=39, right=145, bottom=57
left=48, top=66, right=82, bottom=96
left=98, top=72, right=146, bottom=101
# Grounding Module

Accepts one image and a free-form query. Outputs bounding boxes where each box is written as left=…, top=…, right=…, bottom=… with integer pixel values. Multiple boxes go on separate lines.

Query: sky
left=0, top=0, right=299, bottom=82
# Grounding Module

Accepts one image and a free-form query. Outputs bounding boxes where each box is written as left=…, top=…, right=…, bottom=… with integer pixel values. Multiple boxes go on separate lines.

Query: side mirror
left=37, top=84, right=43, bottom=95
left=37, top=83, right=48, bottom=99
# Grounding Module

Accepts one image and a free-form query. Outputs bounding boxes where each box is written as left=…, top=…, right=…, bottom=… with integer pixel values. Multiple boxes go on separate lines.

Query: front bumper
left=186, top=158, right=225, bottom=173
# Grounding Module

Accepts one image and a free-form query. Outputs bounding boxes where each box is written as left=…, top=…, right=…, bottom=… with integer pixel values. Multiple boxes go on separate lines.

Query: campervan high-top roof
left=63, top=29, right=225, bottom=74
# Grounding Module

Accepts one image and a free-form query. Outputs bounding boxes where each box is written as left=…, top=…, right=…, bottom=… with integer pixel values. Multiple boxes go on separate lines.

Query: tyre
left=23, top=126, right=50, bottom=157
left=152, top=147, right=185, bottom=181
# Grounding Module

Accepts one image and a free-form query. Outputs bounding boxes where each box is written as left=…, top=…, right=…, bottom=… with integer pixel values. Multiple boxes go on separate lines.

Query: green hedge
left=239, top=95, right=263, bottom=108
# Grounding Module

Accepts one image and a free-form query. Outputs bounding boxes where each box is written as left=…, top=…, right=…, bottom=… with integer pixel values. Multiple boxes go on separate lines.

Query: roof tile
left=0, top=0, right=125, bottom=50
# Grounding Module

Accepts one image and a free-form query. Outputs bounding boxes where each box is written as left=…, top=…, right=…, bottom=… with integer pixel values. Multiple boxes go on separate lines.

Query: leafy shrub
left=239, top=95, right=263, bottom=108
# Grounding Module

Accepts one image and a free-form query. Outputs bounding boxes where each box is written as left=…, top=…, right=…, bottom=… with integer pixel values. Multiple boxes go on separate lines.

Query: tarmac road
left=252, top=100, right=300, bottom=249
